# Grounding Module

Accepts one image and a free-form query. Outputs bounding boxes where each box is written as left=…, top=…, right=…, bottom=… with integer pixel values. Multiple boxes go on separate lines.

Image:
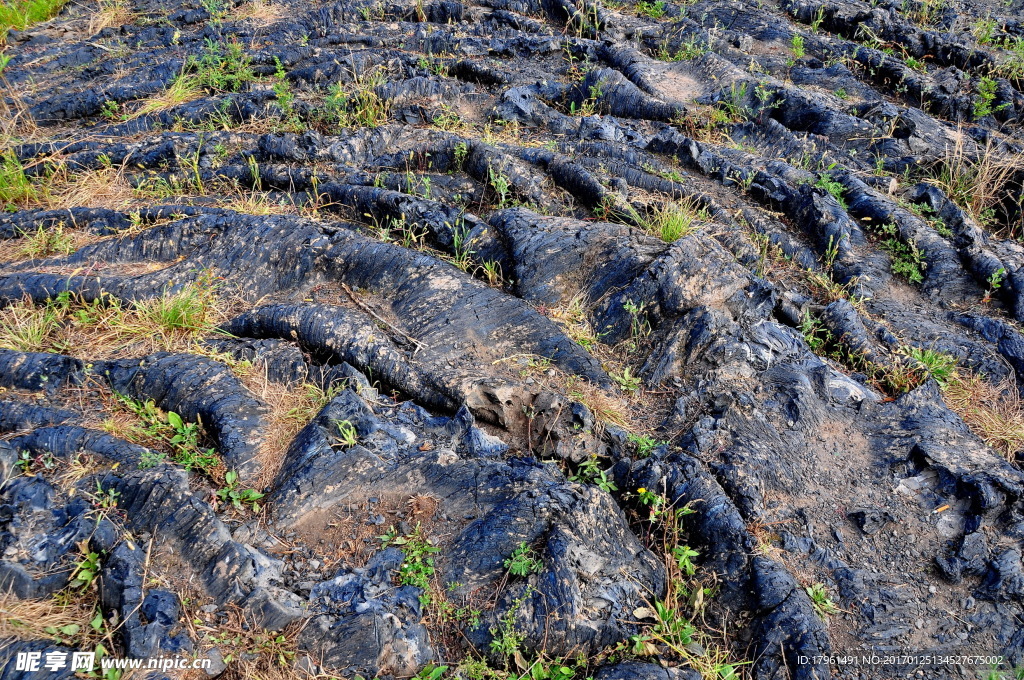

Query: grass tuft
left=0, top=0, right=68, bottom=34
left=924, top=134, right=1024, bottom=236
left=644, top=198, right=710, bottom=242
left=0, top=277, right=227, bottom=357
left=128, top=76, right=205, bottom=119
left=322, top=67, right=391, bottom=129
left=0, top=148, right=37, bottom=208
left=12, top=223, right=76, bottom=259
left=943, top=373, right=1024, bottom=463
left=567, top=376, right=629, bottom=428
left=134, top=281, right=221, bottom=334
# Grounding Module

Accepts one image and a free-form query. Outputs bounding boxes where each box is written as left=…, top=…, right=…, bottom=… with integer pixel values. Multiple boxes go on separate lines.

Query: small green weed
left=656, top=36, right=708, bottom=61
left=622, top=299, right=651, bottom=352
left=985, top=267, right=1006, bottom=302
left=487, top=163, right=512, bottom=208
left=901, top=347, right=956, bottom=386
left=629, top=600, right=697, bottom=656
left=805, top=582, right=840, bottom=619
left=972, top=16, right=997, bottom=44
left=814, top=171, right=848, bottom=209
left=323, top=69, right=390, bottom=129
left=871, top=222, right=926, bottom=284
left=216, top=469, right=265, bottom=512
left=997, top=36, right=1024, bottom=82
left=627, top=432, right=666, bottom=458
left=718, top=82, right=750, bottom=122
left=14, top=223, right=75, bottom=258
left=100, top=99, right=122, bottom=121
left=810, top=6, right=825, bottom=32
left=272, top=57, right=303, bottom=131
left=16, top=449, right=56, bottom=475
left=68, top=545, right=101, bottom=591
left=504, top=542, right=544, bottom=577
left=789, top=34, right=806, bottom=64
left=635, top=0, right=666, bottom=18
left=333, top=419, right=358, bottom=447
left=974, top=76, right=1007, bottom=119
left=489, top=588, right=530, bottom=662
left=414, top=664, right=449, bottom=680
left=381, top=524, right=440, bottom=601
left=452, top=141, right=469, bottom=170
left=114, top=393, right=219, bottom=474
left=610, top=365, right=642, bottom=393
left=0, top=0, right=68, bottom=32
left=0, top=149, right=38, bottom=209
left=569, top=456, right=618, bottom=492
left=671, top=544, right=699, bottom=576
left=182, top=38, right=255, bottom=93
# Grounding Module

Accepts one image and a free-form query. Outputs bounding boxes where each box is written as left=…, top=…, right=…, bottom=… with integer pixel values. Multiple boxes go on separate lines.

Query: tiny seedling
left=16, top=449, right=57, bottom=474
left=504, top=542, right=544, bottom=577
left=91, top=481, right=120, bottom=510
left=69, top=543, right=102, bottom=591
left=452, top=141, right=469, bottom=170
left=627, top=432, right=667, bottom=458
left=380, top=524, right=440, bottom=598
left=414, top=664, right=449, bottom=680
left=611, top=365, right=642, bottom=393
left=487, top=163, right=512, bottom=208
left=569, top=456, right=618, bottom=492
left=984, top=267, right=1006, bottom=302
left=790, top=34, right=806, bottom=61
left=805, top=582, right=840, bottom=619
left=672, top=544, right=699, bottom=576
left=334, top=419, right=359, bottom=447
left=216, top=470, right=265, bottom=512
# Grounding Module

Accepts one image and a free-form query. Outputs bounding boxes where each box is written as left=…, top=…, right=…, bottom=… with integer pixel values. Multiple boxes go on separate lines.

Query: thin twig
left=339, top=282, right=425, bottom=352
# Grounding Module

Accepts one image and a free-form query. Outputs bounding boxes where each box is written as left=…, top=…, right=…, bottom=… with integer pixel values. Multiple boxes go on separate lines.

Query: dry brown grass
left=925, top=132, right=1024, bottom=237
left=240, top=0, right=285, bottom=26
left=0, top=281, right=231, bottom=359
left=1, top=154, right=136, bottom=213
left=0, top=223, right=100, bottom=264
left=548, top=293, right=601, bottom=353
left=0, top=282, right=234, bottom=368
left=126, top=77, right=205, bottom=120
left=39, top=163, right=135, bottom=211
left=944, top=373, right=1024, bottom=463
left=673, top=103, right=731, bottom=145
left=747, top=519, right=789, bottom=559
left=241, top=371, right=343, bottom=489
left=88, top=0, right=134, bottom=34
left=566, top=375, right=629, bottom=428
left=0, top=584, right=124, bottom=671
left=0, top=590, right=95, bottom=640
left=222, top=189, right=296, bottom=216
left=185, top=608, right=306, bottom=680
